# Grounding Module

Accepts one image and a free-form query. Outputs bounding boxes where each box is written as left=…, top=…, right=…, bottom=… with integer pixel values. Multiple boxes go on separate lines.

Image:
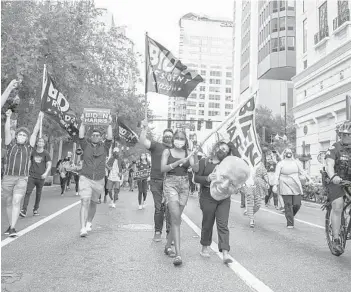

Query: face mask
left=285, top=153, right=292, bottom=158
left=141, top=156, right=146, bottom=160
left=17, top=136, right=26, bottom=144
left=174, top=139, right=185, bottom=148
left=163, top=136, right=172, bottom=144
left=216, top=149, right=227, bottom=161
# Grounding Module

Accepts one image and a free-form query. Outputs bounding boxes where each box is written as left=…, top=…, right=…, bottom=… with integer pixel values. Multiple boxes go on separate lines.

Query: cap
left=15, top=126, right=30, bottom=137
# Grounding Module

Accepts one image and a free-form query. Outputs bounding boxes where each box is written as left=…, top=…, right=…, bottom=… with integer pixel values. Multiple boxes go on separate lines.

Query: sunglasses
left=92, top=134, right=101, bottom=137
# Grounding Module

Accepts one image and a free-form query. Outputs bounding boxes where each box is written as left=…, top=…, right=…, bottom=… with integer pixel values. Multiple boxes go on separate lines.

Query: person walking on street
left=273, top=148, right=310, bottom=228
left=264, top=150, right=279, bottom=209
left=20, top=113, right=52, bottom=217
left=2, top=110, right=37, bottom=237
left=56, top=153, right=72, bottom=196
left=161, top=130, right=199, bottom=266
left=65, top=152, right=74, bottom=191
left=136, top=153, right=151, bottom=210
left=139, top=119, right=173, bottom=242
left=106, top=147, right=125, bottom=208
left=78, top=116, right=112, bottom=237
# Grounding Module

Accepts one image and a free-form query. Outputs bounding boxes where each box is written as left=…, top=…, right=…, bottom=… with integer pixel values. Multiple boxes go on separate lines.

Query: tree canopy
left=1, top=0, right=146, bottom=143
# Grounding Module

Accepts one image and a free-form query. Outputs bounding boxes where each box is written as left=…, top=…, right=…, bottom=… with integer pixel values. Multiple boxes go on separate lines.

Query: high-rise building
left=233, top=0, right=296, bottom=115
left=292, top=0, right=351, bottom=176
left=170, top=13, right=233, bottom=144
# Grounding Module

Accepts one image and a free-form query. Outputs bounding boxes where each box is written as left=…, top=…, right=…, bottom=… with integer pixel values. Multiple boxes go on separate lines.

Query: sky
left=94, top=0, right=234, bottom=127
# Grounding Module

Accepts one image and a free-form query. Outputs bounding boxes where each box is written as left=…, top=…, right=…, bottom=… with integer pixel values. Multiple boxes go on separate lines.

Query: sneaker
left=20, top=210, right=27, bottom=218
left=143, top=203, right=146, bottom=208
left=67, top=187, right=71, bottom=191
left=138, top=205, right=143, bottom=210
left=153, top=232, right=162, bottom=242
left=80, top=228, right=87, bottom=237
left=86, top=222, right=92, bottom=232
left=332, top=238, right=344, bottom=254
left=4, top=226, right=11, bottom=235
left=9, top=228, right=17, bottom=237
left=76, top=192, right=79, bottom=196
left=287, top=226, right=294, bottom=229
left=250, top=219, right=255, bottom=228
left=98, top=199, right=101, bottom=204
left=33, top=210, right=39, bottom=216
left=111, top=203, right=116, bottom=208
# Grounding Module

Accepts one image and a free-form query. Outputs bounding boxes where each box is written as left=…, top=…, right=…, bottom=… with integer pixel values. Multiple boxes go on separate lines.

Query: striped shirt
left=4, top=140, right=32, bottom=177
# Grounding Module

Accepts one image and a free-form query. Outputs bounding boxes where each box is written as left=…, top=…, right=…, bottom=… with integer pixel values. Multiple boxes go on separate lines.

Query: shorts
left=106, top=180, right=121, bottom=190
left=326, top=183, right=345, bottom=202
left=79, top=175, right=104, bottom=203
left=1, top=175, right=28, bottom=198
left=163, top=176, right=189, bottom=206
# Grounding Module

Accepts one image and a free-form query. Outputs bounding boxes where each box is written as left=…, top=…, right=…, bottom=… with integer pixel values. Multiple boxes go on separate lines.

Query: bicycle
left=321, top=179, right=351, bottom=256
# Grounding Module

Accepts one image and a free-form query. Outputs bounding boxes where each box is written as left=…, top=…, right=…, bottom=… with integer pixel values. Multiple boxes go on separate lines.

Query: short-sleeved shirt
left=79, top=138, right=112, bottom=181
left=149, top=141, right=171, bottom=180
left=4, top=139, right=32, bottom=177
left=29, top=149, right=52, bottom=179
left=325, top=141, right=351, bottom=180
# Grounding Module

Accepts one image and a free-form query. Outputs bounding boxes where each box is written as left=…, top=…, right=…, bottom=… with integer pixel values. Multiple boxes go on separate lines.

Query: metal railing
left=333, top=9, right=350, bottom=30
left=314, top=25, right=329, bottom=45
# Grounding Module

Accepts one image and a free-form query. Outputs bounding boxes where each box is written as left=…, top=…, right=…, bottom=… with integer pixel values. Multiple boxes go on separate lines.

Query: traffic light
left=206, top=120, right=213, bottom=129
left=197, top=120, right=202, bottom=131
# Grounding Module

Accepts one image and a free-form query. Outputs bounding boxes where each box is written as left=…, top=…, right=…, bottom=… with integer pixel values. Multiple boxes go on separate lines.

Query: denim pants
left=137, top=179, right=148, bottom=205
left=22, top=176, right=45, bottom=212
left=265, top=186, right=278, bottom=206
left=150, top=179, right=170, bottom=234
left=282, top=195, right=301, bottom=226
left=200, top=190, right=231, bottom=252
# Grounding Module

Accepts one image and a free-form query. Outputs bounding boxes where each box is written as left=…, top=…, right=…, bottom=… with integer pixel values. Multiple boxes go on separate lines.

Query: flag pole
left=144, top=32, right=149, bottom=120
left=39, top=64, right=47, bottom=138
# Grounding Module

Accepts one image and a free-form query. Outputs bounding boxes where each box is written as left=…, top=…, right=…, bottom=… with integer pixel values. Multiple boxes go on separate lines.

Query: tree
left=1, top=0, right=144, bottom=143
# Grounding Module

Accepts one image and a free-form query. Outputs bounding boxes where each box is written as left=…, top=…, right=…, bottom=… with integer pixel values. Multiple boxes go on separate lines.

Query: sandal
left=164, top=247, right=176, bottom=258
left=173, top=256, right=182, bottom=266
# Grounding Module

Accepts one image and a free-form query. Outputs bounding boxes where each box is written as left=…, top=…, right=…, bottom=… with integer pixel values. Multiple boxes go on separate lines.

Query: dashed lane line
left=1, top=201, right=80, bottom=248
left=182, top=213, right=275, bottom=292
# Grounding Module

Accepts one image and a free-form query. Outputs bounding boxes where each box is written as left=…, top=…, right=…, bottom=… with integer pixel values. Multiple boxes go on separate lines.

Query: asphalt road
left=1, top=185, right=350, bottom=292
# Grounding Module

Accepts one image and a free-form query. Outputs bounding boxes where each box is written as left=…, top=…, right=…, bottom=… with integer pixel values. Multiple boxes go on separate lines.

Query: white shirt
left=108, top=160, right=121, bottom=182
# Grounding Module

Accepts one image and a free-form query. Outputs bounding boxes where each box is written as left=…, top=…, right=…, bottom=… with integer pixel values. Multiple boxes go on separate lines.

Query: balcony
left=333, top=9, right=351, bottom=35
left=314, top=26, right=329, bottom=49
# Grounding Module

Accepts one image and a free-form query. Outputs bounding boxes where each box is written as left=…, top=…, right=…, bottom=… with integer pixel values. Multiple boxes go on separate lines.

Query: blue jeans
left=150, top=179, right=170, bottom=234
left=22, top=176, right=45, bottom=212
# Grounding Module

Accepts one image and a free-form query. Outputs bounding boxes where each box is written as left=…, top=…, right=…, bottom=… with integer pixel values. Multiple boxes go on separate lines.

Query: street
left=1, top=186, right=351, bottom=292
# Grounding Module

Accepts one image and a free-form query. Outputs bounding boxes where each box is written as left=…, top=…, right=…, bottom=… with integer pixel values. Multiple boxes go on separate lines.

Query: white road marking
left=182, top=213, right=274, bottom=292
left=1, top=201, right=80, bottom=248
left=231, top=199, right=324, bottom=230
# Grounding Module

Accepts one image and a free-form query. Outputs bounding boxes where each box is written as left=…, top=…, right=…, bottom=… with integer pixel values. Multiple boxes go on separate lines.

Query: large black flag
left=116, top=118, right=139, bottom=147
left=146, top=35, right=203, bottom=98
left=40, top=66, right=79, bottom=140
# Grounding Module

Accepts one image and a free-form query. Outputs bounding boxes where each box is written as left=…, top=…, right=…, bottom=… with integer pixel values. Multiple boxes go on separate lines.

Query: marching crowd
left=2, top=78, right=351, bottom=264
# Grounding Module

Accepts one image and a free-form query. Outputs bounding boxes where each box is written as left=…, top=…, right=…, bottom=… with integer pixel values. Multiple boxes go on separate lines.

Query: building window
left=189, top=93, right=196, bottom=99
left=201, top=70, right=206, bottom=75
left=225, top=104, right=233, bottom=109
left=198, top=110, right=204, bottom=115
left=200, top=86, right=206, bottom=92
left=209, top=102, right=220, bottom=109
left=199, top=102, right=205, bottom=108
left=225, top=95, right=233, bottom=102
left=272, top=0, right=278, bottom=12
left=287, top=36, right=295, bottom=50
left=334, top=1, right=350, bottom=30
left=226, top=80, right=231, bottom=85
left=209, top=94, right=221, bottom=100
left=279, top=37, right=285, bottom=51
left=303, top=59, right=308, bottom=69
left=210, top=71, right=222, bottom=77
left=225, top=112, right=231, bottom=116
left=272, top=37, right=278, bottom=52
left=303, top=19, right=307, bottom=53
left=304, top=90, right=307, bottom=97
left=226, top=88, right=232, bottom=93
left=272, top=18, right=278, bottom=32
left=187, top=101, right=197, bottom=107
left=199, top=94, right=205, bottom=99
left=287, top=17, right=294, bottom=30
left=210, top=79, right=221, bottom=84
left=287, top=0, right=294, bottom=10
left=226, top=72, right=232, bottom=78
left=280, top=0, right=285, bottom=11
left=208, top=111, right=220, bottom=116
left=318, top=1, right=328, bottom=37
left=209, top=87, right=220, bottom=93
left=280, top=17, right=285, bottom=31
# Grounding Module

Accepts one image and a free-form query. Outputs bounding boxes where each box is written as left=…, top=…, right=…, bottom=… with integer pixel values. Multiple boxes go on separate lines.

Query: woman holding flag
left=160, top=130, right=199, bottom=266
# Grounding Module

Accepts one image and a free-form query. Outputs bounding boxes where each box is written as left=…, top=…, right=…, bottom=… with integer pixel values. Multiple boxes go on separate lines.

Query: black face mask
left=216, top=149, right=227, bottom=161
left=163, top=137, right=172, bottom=144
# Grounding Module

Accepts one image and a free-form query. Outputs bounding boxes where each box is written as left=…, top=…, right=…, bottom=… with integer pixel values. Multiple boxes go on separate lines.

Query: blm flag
left=216, top=93, right=262, bottom=185
left=40, top=66, right=79, bottom=140
left=116, top=118, right=139, bottom=147
left=146, top=35, right=203, bottom=98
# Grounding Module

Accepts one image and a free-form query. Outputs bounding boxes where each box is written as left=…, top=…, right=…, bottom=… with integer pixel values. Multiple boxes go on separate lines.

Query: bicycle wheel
left=325, top=206, right=345, bottom=256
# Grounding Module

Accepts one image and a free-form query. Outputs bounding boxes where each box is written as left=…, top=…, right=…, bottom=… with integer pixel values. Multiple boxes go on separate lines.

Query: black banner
left=116, top=118, right=138, bottom=147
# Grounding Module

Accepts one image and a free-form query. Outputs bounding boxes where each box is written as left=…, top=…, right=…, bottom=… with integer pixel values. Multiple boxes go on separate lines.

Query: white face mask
left=16, top=133, right=27, bottom=144
left=174, top=139, right=185, bottom=148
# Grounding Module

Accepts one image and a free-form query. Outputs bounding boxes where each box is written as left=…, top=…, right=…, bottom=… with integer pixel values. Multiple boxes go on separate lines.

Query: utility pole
left=346, top=95, right=351, bottom=120
left=280, top=102, right=287, bottom=138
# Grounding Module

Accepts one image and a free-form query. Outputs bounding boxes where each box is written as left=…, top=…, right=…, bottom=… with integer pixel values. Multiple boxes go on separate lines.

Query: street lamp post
left=280, top=102, right=287, bottom=140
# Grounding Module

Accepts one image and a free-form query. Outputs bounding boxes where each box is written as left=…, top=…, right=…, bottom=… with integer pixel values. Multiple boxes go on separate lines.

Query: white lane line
left=1, top=201, right=80, bottom=248
left=231, top=199, right=324, bottom=230
left=182, top=213, right=274, bottom=292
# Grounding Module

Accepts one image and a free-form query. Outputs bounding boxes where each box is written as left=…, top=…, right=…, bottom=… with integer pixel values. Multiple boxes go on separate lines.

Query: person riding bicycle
left=325, top=120, right=351, bottom=253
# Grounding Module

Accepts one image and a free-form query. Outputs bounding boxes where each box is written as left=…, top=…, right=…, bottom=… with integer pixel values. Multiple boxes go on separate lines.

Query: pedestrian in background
left=273, top=148, right=310, bottom=228
left=264, top=150, right=279, bottom=209
left=136, top=153, right=151, bottom=210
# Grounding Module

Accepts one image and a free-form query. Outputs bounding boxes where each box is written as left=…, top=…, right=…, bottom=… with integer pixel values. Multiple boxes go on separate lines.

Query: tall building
left=292, top=0, right=351, bottom=176
left=169, top=13, right=233, bottom=145
left=233, top=0, right=296, bottom=115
